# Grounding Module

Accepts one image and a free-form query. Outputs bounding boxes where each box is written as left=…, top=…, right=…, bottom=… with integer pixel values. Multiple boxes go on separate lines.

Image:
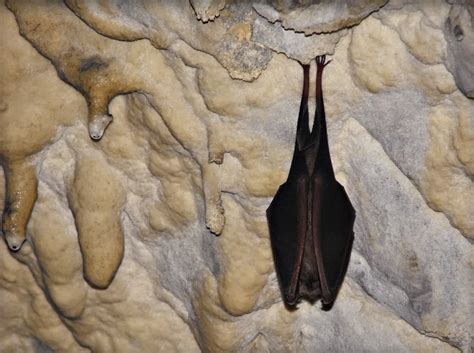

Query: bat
left=267, top=55, right=355, bottom=309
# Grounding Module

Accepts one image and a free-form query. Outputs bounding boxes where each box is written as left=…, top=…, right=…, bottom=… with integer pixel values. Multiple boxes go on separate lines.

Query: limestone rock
left=68, top=155, right=126, bottom=289
left=252, top=15, right=347, bottom=64
left=190, top=0, right=228, bottom=22
left=64, top=0, right=273, bottom=82
left=253, top=0, right=388, bottom=34
left=1, top=0, right=473, bottom=352
left=444, top=1, right=474, bottom=98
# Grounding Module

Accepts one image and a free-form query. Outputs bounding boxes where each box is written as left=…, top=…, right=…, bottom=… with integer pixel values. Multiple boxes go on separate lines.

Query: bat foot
left=315, top=55, right=331, bottom=68
left=296, top=60, right=311, bottom=70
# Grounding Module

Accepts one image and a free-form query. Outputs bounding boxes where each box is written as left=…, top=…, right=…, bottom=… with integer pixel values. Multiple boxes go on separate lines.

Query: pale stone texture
left=1, top=1, right=473, bottom=353
left=253, top=0, right=389, bottom=34
left=190, top=0, right=228, bottom=22
left=252, top=16, right=347, bottom=64
left=444, top=1, right=474, bottom=98
left=68, top=155, right=126, bottom=289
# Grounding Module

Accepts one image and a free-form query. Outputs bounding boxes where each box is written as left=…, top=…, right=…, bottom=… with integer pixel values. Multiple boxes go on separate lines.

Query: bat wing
left=266, top=176, right=308, bottom=305
left=312, top=169, right=355, bottom=306
left=267, top=57, right=354, bottom=308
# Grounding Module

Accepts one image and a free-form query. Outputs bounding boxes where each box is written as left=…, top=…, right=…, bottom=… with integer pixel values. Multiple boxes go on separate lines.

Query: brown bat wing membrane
left=267, top=56, right=355, bottom=308
left=266, top=176, right=308, bottom=305
left=312, top=170, right=355, bottom=305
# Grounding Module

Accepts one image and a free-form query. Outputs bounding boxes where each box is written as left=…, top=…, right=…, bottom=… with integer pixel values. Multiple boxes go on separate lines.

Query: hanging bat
left=267, top=55, right=355, bottom=309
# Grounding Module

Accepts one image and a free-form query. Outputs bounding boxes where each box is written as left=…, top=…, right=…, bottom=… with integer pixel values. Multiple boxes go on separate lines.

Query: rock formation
left=0, top=0, right=472, bottom=352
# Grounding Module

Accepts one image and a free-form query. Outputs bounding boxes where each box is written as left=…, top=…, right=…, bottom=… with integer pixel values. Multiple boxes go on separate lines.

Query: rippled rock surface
left=0, top=1, right=472, bottom=352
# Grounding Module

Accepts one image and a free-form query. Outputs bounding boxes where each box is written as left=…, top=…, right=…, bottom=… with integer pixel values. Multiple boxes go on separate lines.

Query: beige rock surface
left=1, top=161, right=38, bottom=251
left=0, top=0, right=473, bottom=352
left=68, top=155, right=125, bottom=289
left=444, top=2, right=474, bottom=98
left=190, top=0, right=228, bottom=22
left=253, top=0, right=389, bottom=34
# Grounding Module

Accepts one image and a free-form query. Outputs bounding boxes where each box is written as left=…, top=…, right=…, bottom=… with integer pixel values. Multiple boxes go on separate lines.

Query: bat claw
left=315, top=55, right=331, bottom=69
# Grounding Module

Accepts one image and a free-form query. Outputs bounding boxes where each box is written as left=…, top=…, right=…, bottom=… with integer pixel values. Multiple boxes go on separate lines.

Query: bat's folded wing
left=312, top=172, right=355, bottom=306
left=266, top=177, right=307, bottom=305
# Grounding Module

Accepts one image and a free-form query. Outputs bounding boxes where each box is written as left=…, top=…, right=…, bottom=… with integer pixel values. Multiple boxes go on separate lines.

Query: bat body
left=267, top=56, right=355, bottom=308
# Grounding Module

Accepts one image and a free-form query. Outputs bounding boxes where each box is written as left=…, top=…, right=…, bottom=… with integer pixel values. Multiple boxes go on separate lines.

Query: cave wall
left=0, top=0, right=473, bottom=352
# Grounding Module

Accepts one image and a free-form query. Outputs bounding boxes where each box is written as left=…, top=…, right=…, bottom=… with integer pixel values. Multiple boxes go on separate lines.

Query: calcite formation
left=68, top=155, right=125, bottom=289
left=0, top=0, right=473, bottom=352
left=444, top=0, right=474, bottom=98
left=190, top=0, right=228, bottom=22
left=253, top=0, right=389, bottom=34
